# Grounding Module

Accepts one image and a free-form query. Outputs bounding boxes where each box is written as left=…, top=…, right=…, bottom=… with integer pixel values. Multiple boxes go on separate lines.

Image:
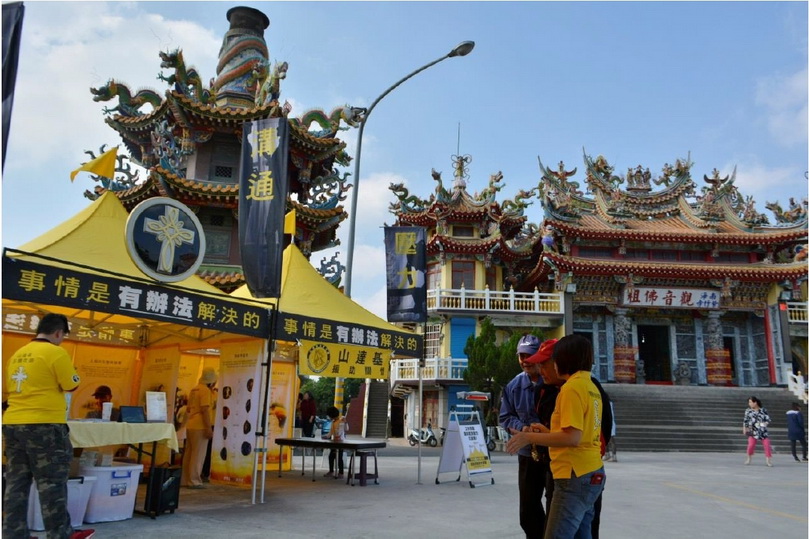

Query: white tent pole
left=251, top=308, right=276, bottom=504
left=417, top=338, right=423, bottom=485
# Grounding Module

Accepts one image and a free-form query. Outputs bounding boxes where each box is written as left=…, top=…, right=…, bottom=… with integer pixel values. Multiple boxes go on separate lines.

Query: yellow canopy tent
left=232, top=244, right=422, bottom=363
left=2, top=191, right=271, bottom=346
left=2, top=192, right=278, bottom=489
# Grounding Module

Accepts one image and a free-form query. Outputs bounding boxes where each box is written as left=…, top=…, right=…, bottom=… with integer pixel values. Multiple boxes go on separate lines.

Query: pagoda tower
left=83, top=6, right=359, bottom=291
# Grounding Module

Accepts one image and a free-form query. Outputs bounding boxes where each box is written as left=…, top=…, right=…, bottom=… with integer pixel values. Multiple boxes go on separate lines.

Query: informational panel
left=211, top=339, right=264, bottom=486
left=436, top=406, right=493, bottom=488
left=70, top=344, right=137, bottom=419
left=138, top=346, right=180, bottom=418
left=262, top=359, right=298, bottom=469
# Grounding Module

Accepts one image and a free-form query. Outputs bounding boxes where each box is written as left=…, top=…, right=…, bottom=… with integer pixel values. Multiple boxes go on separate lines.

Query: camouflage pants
left=2, top=424, right=73, bottom=539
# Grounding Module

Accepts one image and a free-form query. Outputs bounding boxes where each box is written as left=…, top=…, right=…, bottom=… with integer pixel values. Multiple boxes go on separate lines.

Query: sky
left=2, top=1, right=807, bottom=319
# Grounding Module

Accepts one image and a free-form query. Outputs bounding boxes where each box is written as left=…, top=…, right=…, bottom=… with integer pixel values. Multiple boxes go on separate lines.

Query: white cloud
left=730, top=160, right=804, bottom=221
left=8, top=4, right=220, bottom=165
left=755, top=67, right=808, bottom=148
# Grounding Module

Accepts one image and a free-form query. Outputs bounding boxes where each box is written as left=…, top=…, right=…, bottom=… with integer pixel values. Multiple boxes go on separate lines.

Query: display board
left=435, top=405, right=494, bottom=488
left=211, top=339, right=265, bottom=486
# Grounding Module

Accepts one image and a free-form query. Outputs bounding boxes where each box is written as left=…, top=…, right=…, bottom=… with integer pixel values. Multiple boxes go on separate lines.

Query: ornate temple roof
left=391, top=155, right=543, bottom=266
left=527, top=152, right=808, bottom=293
left=538, top=152, right=808, bottom=244
left=81, top=7, right=360, bottom=270
left=538, top=251, right=807, bottom=282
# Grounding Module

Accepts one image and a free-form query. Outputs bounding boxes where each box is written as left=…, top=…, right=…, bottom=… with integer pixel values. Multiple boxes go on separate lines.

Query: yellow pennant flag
left=284, top=209, right=296, bottom=234
left=70, top=146, right=118, bottom=182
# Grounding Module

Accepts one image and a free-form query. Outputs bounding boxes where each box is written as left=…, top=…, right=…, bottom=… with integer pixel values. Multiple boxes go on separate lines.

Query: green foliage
left=463, top=318, right=544, bottom=415
left=300, top=376, right=362, bottom=415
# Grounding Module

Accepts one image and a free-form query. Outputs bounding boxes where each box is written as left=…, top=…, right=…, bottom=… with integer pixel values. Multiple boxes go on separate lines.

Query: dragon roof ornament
left=304, top=170, right=352, bottom=210
left=158, top=49, right=216, bottom=105
left=288, top=106, right=365, bottom=139
left=582, top=151, right=696, bottom=212
left=765, top=197, right=808, bottom=225
left=539, top=151, right=798, bottom=235
left=90, top=79, right=163, bottom=117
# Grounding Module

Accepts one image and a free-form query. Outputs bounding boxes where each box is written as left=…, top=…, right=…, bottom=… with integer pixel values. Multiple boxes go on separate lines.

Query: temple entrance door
left=637, top=325, right=672, bottom=383
left=723, top=337, right=737, bottom=386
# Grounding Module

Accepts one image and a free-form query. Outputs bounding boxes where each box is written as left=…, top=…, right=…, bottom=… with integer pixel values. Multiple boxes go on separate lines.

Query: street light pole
left=343, top=40, right=475, bottom=298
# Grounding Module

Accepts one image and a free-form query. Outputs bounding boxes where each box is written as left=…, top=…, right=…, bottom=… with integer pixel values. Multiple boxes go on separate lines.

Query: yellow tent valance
left=232, top=245, right=422, bottom=358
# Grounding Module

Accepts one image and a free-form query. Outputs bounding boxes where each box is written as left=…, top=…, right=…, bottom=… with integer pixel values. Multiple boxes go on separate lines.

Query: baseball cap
left=92, top=385, right=112, bottom=398
left=524, top=339, right=559, bottom=364
left=516, top=334, right=541, bottom=355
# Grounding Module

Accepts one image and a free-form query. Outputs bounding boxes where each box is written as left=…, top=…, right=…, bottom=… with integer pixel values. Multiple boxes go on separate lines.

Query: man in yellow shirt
left=507, top=334, right=605, bottom=539
left=2, top=313, right=95, bottom=539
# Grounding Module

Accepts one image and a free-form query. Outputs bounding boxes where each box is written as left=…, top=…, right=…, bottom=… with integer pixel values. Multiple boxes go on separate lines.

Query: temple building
left=82, top=6, right=358, bottom=290
left=389, top=151, right=808, bottom=432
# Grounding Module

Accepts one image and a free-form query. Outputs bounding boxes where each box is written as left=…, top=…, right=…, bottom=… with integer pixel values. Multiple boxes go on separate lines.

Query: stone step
left=597, top=384, right=806, bottom=452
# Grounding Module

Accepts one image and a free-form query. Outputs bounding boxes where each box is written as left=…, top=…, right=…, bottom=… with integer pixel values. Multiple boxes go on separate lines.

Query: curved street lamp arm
left=345, top=42, right=474, bottom=297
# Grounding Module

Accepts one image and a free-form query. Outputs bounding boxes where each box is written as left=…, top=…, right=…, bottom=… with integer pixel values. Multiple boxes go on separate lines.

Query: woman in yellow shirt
left=182, top=368, right=217, bottom=488
left=507, top=334, right=605, bottom=539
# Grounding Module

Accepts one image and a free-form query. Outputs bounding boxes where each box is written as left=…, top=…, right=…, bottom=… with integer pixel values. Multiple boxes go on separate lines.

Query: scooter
left=408, top=423, right=438, bottom=447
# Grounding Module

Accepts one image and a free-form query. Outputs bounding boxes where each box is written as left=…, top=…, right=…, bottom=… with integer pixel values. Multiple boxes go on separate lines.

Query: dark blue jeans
left=545, top=467, right=605, bottom=539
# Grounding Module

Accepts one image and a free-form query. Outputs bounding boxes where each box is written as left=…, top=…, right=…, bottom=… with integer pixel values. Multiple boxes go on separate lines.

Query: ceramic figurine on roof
left=391, top=153, right=544, bottom=292
left=81, top=6, right=362, bottom=291
left=766, top=197, right=808, bottom=224
left=526, top=151, right=807, bottom=387
left=90, top=80, right=163, bottom=117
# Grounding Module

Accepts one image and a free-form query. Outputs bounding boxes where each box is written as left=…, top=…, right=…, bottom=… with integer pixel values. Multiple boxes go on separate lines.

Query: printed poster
left=211, top=339, right=264, bottom=486
left=263, top=359, right=297, bottom=469
left=238, top=117, right=289, bottom=298
left=70, top=344, right=137, bottom=419
left=298, top=340, right=392, bottom=379
left=384, top=226, right=427, bottom=323
left=138, top=345, right=180, bottom=417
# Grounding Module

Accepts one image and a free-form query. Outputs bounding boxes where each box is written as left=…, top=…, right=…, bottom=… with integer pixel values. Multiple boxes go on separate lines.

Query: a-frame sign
left=435, top=405, right=494, bottom=488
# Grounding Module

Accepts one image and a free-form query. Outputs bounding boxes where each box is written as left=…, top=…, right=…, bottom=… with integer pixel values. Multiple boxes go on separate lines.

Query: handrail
left=787, top=372, right=808, bottom=404
left=786, top=301, right=808, bottom=324
left=426, top=287, right=563, bottom=315
left=390, top=357, right=468, bottom=383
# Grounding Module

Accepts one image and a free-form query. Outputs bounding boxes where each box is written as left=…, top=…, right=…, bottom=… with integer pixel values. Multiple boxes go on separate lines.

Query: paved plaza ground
left=82, top=442, right=807, bottom=539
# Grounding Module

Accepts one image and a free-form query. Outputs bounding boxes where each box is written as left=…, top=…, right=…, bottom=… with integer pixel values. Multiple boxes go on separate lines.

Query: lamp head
left=448, top=41, right=475, bottom=58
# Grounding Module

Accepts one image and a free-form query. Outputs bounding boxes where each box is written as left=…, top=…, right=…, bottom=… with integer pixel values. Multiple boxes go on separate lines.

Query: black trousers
left=790, top=438, right=808, bottom=459
left=328, top=449, right=344, bottom=474
left=518, top=454, right=554, bottom=539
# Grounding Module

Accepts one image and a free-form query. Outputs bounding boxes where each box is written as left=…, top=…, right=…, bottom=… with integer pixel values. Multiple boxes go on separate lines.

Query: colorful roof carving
left=391, top=154, right=543, bottom=275
left=80, top=7, right=361, bottom=288
left=390, top=148, right=806, bottom=297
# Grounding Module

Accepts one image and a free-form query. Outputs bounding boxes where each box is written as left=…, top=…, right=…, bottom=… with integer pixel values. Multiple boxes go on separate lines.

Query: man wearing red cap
left=526, top=339, right=563, bottom=539
left=499, top=334, right=545, bottom=539
left=510, top=335, right=613, bottom=539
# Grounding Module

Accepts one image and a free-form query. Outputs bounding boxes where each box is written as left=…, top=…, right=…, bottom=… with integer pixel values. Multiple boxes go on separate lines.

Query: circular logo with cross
left=125, top=198, right=206, bottom=282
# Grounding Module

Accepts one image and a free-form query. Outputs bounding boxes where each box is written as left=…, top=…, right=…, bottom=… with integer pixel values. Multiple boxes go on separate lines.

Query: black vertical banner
left=238, top=118, right=289, bottom=298
left=2, top=2, right=24, bottom=172
left=384, top=226, right=427, bottom=323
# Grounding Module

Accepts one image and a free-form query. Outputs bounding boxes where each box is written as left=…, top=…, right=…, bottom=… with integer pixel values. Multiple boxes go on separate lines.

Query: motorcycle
left=408, top=423, right=438, bottom=447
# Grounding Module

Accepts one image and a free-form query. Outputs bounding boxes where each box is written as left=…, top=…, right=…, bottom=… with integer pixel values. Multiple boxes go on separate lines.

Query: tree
left=300, top=377, right=362, bottom=416
left=463, top=318, right=544, bottom=422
